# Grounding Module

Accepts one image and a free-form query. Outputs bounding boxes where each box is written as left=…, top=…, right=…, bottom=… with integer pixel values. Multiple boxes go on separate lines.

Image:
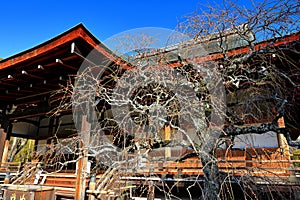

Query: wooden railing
left=1, top=147, right=300, bottom=189
left=0, top=162, right=22, bottom=173
left=133, top=147, right=300, bottom=181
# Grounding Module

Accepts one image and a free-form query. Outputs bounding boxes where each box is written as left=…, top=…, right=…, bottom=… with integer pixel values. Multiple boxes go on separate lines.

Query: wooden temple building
left=0, top=24, right=299, bottom=199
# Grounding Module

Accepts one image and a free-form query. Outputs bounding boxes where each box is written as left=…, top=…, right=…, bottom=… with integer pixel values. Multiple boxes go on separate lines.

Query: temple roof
left=0, top=23, right=115, bottom=105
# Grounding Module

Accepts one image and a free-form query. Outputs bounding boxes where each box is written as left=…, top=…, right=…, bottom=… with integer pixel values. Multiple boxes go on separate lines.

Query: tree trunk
left=198, top=129, right=221, bottom=200
left=201, top=154, right=220, bottom=200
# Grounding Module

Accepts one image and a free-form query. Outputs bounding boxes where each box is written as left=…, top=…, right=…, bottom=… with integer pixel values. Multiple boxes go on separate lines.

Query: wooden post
left=4, top=172, right=10, bottom=184
left=0, top=129, right=10, bottom=167
left=43, top=117, right=55, bottom=166
left=75, top=115, right=91, bottom=200
left=1, top=140, right=10, bottom=166
left=147, top=180, right=155, bottom=200
left=47, top=117, right=55, bottom=145
left=75, top=149, right=84, bottom=199
left=0, top=129, right=7, bottom=166
left=34, top=117, right=42, bottom=152
left=165, top=124, right=171, bottom=141
left=165, top=124, right=171, bottom=158
left=277, top=117, right=290, bottom=158
left=88, top=174, right=96, bottom=200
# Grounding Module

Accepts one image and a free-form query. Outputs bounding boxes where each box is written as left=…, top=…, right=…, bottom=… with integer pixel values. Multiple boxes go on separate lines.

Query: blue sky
left=0, top=0, right=253, bottom=59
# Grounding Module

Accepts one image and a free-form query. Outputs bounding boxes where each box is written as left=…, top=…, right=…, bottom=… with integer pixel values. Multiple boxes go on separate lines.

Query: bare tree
left=27, top=0, right=300, bottom=199
left=176, top=0, right=299, bottom=199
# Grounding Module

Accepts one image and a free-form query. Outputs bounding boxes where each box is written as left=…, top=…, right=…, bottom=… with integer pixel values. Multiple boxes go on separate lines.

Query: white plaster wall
left=12, top=122, right=38, bottom=137
left=233, top=131, right=278, bottom=148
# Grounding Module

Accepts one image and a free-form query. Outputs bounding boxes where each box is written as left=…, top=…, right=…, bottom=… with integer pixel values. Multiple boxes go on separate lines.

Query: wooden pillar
left=0, top=129, right=9, bottom=167
left=75, top=115, right=91, bottom=200
left=34, top=117, right=42, bottom=152
left=88, top=174, right=96, bottom=200
left=4, top=172, right=10, bottom=184
left=0, top=105, right=11, bottom=166
left=165, top=124, right=171, bottom=141
left=47, top=117, right=55, bottom=145
left=277, top=117, right=290, bottom=158
left=0, top=129, right=7, bottom=164
left=147, top=180, right=155, bottom=200
left=278, top=134, right=289, bottom=157
left=1, top=140, right=10, bottom=164
left=1, top=125, right=11, bottom=165
left=165, top=124, right=171, bottom=158
left=43, top=117, right=55, bottom=166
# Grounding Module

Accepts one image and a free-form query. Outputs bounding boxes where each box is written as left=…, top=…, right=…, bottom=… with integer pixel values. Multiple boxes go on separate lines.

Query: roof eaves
left=0, top=23, right=103, bottom=70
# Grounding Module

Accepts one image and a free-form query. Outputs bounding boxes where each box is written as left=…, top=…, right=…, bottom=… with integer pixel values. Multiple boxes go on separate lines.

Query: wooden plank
left=56, top=58, right=77, bottom=71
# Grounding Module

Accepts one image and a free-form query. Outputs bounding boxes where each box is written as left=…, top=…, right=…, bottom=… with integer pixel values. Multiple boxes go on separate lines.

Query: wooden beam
left=0, top=96, right=15, bottom=101
left=73, top=50, right=97, bottom=66
left=9, top=108, right=72, bottom=121
left=56, top=59, right=77, bottom=71
left=62, top=53, right=84, bottom=63
left=14, top=119, right=39, bottom=126
left=21, top=71, right=44, bottom=80
left=16, top=90, right=53, bottom=101
left=37, top=65, right=44, bottom=70
left=71, top=42, right=82, bottom=55
left=0, top=81, right=18, bottom=87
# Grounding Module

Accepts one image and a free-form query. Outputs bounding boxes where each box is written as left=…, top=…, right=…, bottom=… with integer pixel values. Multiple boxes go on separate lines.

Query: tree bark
left=198, top=129, right=221, bottom=200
